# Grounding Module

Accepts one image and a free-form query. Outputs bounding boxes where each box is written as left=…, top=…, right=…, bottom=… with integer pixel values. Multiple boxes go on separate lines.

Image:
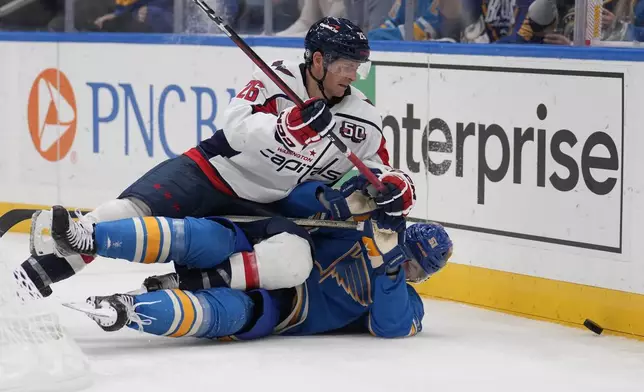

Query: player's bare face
left=402, top=259, right=430, bottom=283
left=324, top=67, right=356, bottom=97
left=324, top=58, right=370, bottom=97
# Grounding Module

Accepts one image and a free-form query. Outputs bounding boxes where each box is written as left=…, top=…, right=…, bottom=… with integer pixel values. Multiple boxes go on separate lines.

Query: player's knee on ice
left=128, top=288, right=254, bottom=338
left=125, top=288, right=280, bottom=340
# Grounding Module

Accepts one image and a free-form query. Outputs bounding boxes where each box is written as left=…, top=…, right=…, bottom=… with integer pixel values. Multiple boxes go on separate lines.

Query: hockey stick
left=0, top=208, right=40, bottom=238
left=191, top=0, right=385, bottom=192
left=224, top=215, right=357, bottom=229
left=1, top=209, right=439, bottom=240
left=0, top=209, right=358, bottom=239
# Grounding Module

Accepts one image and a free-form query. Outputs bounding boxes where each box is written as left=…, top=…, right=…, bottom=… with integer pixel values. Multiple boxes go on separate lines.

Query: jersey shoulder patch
left=271, top=60, right=296, bottom=78
left=335, top=96, right=383, bottom=135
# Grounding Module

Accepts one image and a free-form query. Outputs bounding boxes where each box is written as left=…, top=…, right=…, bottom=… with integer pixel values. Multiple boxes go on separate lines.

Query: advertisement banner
left=7, top=42, right=303, bottom=207
left=374, top=60, right=624, bottom=253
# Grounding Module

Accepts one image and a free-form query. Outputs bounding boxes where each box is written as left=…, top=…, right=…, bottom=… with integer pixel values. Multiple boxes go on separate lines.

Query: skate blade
left=30, top=209, right=54, bottom=257
left=62, top=301, right=115, bottom=320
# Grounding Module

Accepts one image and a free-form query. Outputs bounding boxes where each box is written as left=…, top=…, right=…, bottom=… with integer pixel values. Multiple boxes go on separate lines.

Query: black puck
left=583, top=319, right=604, bottom=335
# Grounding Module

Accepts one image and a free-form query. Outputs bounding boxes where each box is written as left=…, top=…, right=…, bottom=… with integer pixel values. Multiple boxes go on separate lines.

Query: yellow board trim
left=1, top=202, right=643, bottom=339
left=414, top=263, right=644, bottom=339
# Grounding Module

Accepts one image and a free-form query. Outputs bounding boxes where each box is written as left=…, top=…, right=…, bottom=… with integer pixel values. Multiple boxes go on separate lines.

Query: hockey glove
left=360, top=211, right=410, bottom=275
left=317, top=187, right=352, bottom=221
left=276, top=98, right=335, bottom=151
left=316, top=186, right=376, bottom=221
left=343, top=169, right=416, bottom=217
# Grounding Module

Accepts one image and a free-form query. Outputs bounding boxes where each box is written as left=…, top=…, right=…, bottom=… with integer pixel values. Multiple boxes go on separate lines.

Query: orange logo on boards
left=28, top=69, right=77, bottom=162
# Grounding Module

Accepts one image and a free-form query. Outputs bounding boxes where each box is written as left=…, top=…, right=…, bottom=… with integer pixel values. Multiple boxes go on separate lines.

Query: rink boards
left=0, top=33, right=643, bottom=337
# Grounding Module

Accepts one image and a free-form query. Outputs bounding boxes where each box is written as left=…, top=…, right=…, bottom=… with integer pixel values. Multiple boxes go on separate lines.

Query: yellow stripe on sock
left=170, top=289, right=196, bottom=337
left=142, top=217, right=161, bottom=264
left=163, top=290, right=182, bottom=336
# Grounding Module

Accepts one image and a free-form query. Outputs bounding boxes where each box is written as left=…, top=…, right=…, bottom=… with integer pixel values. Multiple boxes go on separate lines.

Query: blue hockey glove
left=316, top=187, right=352, bottom=221
left=359, top=211, right=410, bottom=274
left=339, top=168, right=382, bottom=198
left=317, top=184, right=378, bottom=222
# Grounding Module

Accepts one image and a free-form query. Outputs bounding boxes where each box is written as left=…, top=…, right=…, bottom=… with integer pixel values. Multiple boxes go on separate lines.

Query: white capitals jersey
left=190, top=60, right=390, bottom=203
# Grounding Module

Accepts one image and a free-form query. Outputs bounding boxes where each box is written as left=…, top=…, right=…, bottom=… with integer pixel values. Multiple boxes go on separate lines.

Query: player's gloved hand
left=359, top=210, right=410, bottom=274
left=342, top=169, right=416, bottom=217
left=316, top=185, right=376, bottom=221
left=368, top=170, right=416, bottom=217
left=276, top=98, right=335, bottom=151
left=316, top=187, right=352, bottom=221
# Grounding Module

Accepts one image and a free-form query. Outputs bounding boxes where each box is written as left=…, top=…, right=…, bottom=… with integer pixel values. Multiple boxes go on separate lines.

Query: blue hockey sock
left=94, top=217, right=249, bottom=268
left=127, top=288, right=254, bottom=338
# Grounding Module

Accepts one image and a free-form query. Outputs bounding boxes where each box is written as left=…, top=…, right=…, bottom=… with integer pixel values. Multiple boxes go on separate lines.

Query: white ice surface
left=2, top=233, right=644, bottom=392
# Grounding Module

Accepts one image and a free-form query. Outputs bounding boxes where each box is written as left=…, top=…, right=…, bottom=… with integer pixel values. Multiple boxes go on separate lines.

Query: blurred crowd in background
left=0, top=0, right=642, bottom=45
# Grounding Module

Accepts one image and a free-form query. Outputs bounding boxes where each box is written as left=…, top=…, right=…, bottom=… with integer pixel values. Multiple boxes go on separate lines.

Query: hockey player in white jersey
left=202, top=20, right=390, bottom=203
left=22, top=17, right=415, bottom=299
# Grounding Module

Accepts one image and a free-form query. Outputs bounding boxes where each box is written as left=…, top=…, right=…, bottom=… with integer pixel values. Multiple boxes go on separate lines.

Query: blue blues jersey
left=275, top=230, right=424, bottom=338
left=271, top=182, right=424, bottom=338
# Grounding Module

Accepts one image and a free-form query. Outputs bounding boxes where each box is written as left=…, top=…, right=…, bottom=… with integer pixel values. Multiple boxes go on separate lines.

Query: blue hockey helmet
left=304, top=17, right=371, bottom=78
left=403, top=223, right=453, bottom=283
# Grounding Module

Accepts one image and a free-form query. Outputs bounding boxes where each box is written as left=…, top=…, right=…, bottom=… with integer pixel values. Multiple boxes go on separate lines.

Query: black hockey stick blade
left=0, top=208, right=39, bottom=239
left=0, top=208, right=92, bottom=239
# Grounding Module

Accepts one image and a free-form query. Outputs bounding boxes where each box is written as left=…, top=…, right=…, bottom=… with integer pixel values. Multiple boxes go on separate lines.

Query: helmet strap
left=308, top=66, right=330, bottom=101
left=306, top=53, right=331, bottom=101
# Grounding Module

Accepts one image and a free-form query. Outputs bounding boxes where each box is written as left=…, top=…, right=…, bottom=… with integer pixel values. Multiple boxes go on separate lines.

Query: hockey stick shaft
left=0, top=209, right=358, bottom=237
left=224, top=215, right=357, bottom=229
left=191, top=0, right=385, bottom=192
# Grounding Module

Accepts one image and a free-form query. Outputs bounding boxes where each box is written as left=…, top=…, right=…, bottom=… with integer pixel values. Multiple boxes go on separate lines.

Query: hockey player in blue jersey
left=49, top=182, right=451, bottom=339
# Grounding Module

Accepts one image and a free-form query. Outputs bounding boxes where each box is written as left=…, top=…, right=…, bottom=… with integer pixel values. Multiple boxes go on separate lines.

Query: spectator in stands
left=367, top=0, right=531, bottom=43
left=91, top=0, right=173, bottom=32
left=276, top=0, right=346, bottom=36
left=185, top=0, right=300, bottom=35
left=0, top=0, right=61, bottom=31
left=236, top=0, right=301, bottom=34
left=343, top=0, right=394, bottom=32
left=497, top=0, right=571, bottom=45
left=599, top=0, right=644, bottom=41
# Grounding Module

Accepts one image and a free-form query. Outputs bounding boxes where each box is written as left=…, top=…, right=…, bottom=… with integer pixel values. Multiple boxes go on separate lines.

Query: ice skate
left=142, top=273, right=180, bottom=292
left=65, top=294, right=148, bottom=332
left=50, top=205, right=96, bottom=257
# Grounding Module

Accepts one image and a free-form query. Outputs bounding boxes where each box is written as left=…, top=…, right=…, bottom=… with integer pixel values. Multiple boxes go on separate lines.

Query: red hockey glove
left=276, top=98, right=335, bottom=151
left=371, top=170, right=417, bottom=217
left=344, top=169, right=416, bottom=217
